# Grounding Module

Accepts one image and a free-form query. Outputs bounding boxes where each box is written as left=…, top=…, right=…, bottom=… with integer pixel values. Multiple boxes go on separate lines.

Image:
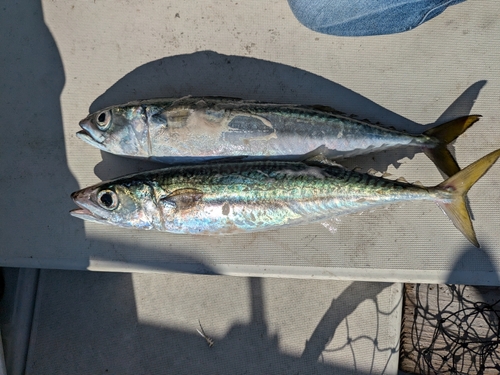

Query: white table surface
left=2, top=0, right=500, bottom=284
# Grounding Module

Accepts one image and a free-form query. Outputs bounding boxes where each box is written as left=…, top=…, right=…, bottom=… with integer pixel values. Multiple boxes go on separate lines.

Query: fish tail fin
left=435, top=148, right=500, bottom=248
left=423, top=115, right=481, bottom=177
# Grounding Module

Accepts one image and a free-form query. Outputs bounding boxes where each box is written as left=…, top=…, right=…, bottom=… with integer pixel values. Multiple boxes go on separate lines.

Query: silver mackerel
left=71, top=149, right=500, bottom=247
left=77, top=96, right=480, bottom=177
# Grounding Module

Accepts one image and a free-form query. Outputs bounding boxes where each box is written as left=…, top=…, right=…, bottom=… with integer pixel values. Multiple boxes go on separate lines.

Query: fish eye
left=95, top=110, right=111, bottom=131
left=97, top=189, right=118, bottom=210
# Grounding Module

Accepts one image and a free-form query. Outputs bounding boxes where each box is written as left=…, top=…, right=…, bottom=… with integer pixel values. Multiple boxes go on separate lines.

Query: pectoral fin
left=161, top=188, right=204, bottom=210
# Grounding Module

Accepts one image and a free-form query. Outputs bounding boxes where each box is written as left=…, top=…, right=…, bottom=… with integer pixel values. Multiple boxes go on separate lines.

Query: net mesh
left=401, top=284, right=500, bottom=375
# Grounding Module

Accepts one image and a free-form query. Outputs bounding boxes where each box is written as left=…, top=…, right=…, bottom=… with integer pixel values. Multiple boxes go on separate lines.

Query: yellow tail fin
left=436, top=148, right=500, bottom=247
left=423, top=115, right=481, bottom=177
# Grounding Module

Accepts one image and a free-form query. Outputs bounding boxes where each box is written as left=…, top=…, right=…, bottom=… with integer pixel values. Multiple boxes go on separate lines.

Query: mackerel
left=77, top=97, right=480, bottom=177
left=70, top=149, right=500, bottom=247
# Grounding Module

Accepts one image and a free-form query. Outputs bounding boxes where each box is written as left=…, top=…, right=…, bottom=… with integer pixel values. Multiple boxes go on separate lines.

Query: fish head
left=70, top=180, right=158, bottom=230
left=77, top=105, right=150, bottom=157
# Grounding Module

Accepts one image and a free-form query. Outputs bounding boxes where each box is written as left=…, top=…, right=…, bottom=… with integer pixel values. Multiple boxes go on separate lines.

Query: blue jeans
left=287, top=0, right=466, bottom=36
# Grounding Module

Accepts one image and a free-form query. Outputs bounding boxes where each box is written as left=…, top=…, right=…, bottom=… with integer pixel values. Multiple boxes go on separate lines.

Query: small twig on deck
left=197, top=320, right=214, bottom=348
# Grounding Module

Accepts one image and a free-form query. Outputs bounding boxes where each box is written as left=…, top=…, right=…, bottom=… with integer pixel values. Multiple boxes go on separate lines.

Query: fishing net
left=400, top=284, right=500, bottom=375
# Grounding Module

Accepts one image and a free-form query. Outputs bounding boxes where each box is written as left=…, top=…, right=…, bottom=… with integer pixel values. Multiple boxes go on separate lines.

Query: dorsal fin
left=396, top=177, right=409, bottom=183
left=308, top=105, right=345, bottom=116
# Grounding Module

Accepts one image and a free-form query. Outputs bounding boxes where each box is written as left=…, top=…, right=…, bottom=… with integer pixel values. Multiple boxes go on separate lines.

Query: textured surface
left=2, top=1, right=500, bottom=282
left=26, top=270, right=402, bottom=374
left=401, top=284, right=500, bottom=374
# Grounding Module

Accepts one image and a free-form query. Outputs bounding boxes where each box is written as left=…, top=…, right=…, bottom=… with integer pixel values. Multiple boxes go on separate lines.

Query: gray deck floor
left=2, top=269, right=401, bottom=374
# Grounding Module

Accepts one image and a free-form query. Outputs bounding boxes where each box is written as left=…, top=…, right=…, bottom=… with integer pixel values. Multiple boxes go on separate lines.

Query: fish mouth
left=77, top=116, right=107, bottom=147
left=70, top=207, right=107, bottom=225
left=76, top=130, right=107, bottom=151
left=70, top=189, right=108, bottom=225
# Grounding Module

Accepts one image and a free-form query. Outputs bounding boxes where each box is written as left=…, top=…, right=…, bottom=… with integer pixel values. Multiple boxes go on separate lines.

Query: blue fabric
left=287, top=0, right=466, bottom=36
